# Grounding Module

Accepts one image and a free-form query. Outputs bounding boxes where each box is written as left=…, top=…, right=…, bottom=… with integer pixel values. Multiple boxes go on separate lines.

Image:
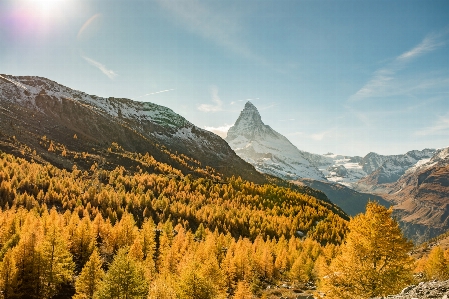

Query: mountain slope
left=0, top=75, right=265, bottom=183
left=356, top=149, right=436, bottom=191
left=296, top=178, right=391, bottom=216
left=225, top=101, right=325, bottom=180
left=386, top=147, right=449, bottom=240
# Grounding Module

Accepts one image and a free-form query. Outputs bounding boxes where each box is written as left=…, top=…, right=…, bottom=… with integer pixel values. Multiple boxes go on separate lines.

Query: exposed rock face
left=226, top=101, right=326, bottom=180
left=386, top=147, right=449, bottom=240
left=356, top=149, right=436, bottom=190
left=371, top=280, right=449, bottom=299
left=0, top=75, right=265, bottom=182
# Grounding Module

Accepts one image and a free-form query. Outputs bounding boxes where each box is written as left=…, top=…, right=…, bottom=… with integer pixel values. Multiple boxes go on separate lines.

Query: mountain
left=0, top=74, right=265, bottom=183
left=296, top=178, right=391, bottom=216
left=385, top=147, right=449, bottom=241
left=355, top=149, right=436, bottom=193
left=225, top=102, right=393, bottom=217
left=225, top=101, right=326, bottom=180
left=316, top=153, right=368, bottom=187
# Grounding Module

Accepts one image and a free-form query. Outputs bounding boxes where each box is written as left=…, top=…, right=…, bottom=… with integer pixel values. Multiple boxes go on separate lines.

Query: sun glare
left=25, top=0, right=65, bottom=14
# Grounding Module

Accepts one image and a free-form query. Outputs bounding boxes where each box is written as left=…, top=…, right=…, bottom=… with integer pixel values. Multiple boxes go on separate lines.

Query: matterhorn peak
left=225, top=101, right=326, bottom=181
left=226, top=101, right=266, bottom=141
left=244, top=101, right=257, bottom=110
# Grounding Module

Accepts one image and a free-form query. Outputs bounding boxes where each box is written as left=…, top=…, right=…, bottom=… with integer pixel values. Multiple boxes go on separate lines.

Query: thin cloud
left=77, top=13, right=102, bottom=40
left=398, top=33, right=445, bottom=61
left=344, top=105, right=371, bottom=126
left=259, top=103, right=278, bottom=110
left=286, top=131, right=304, bottom=136
left=416, top=113, right=449, bottom=136
left=204, top=124, right=232, bottom=138
left=198, top=86, right=223, bottom=112
left=350, top=30, right=448, bottom=101
left=132, top=89, right=175, bottom=100
left=155, top=0, right=264, bottom=64
left=82, top=56, right=118, bottom=79
left=310, top=129, right=335, bottom=141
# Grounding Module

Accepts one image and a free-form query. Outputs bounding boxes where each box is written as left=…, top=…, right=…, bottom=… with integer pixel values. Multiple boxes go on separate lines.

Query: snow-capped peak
left=225, top=102, right=326, bottom=181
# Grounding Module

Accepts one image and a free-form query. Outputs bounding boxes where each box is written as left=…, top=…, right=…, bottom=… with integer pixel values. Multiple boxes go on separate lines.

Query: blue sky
left=1, top=0, right=448, bottom=156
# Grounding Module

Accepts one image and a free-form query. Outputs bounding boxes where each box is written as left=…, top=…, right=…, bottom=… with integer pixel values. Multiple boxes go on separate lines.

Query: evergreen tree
left=321, top=202, right=414, bottom=299
left=95, top=248, right=148, bottom=299
left=74, top=249, right=104, bottom=299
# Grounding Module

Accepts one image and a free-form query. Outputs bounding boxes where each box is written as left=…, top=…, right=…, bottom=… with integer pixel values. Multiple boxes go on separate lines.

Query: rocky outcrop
left=372, top=280, right=449, bottom=299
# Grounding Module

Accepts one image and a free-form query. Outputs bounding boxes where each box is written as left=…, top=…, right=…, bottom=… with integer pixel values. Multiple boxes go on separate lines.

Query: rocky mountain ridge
left=0, top=75, right=265, bottom=183
left=225, top=102, right=326, bottom=181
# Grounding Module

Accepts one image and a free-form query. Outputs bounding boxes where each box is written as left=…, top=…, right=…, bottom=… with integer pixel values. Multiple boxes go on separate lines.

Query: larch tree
left=232, top=281, right=253, bottom=299
left=73, top=249, right=104, bottom=299
left=39, top=218, right=75, bottom=298
left=321, top=202, right=414, bottom=299
left=424, top=246, right=449, bottom=280
left=0, top=250, right=18, bottom=299
left=95, top=248, right=148, bottom=299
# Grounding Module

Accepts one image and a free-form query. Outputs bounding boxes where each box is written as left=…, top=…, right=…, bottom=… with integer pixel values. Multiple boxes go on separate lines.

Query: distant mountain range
left=226, top=101, right=448, bottom=240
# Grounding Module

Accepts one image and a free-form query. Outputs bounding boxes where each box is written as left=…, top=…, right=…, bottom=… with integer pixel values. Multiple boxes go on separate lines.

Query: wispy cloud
left=231, top=98, right=259, bottom=105
left=132, top=89, right=175, bottom=100
left=82, top=56, right=117, bottom=79
left=310, top=130, right=334, bottom=141
left=344, top=105, right=371, bottom=126
left=198, top=86, right=223, bottom=112
left=77, top=13, right=102, bottom=40
left=204, top=124, right=232, bottom=138
left=350, top=30, right=448, bottom=101
left=155, top=0, right=264, bottom=64
left=398, top=33, right=445, bottom=61
left=259, top=103, right=278, bottom=110
left=416, top=113, right=449, bottom=136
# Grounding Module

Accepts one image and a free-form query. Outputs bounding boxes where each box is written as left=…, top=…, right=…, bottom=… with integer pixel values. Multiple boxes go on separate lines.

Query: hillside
left=0, top=149, right=349, bottom=298
left=296, top=178, right=391, bottom=216
left=0, top=75, right=265, bottom=183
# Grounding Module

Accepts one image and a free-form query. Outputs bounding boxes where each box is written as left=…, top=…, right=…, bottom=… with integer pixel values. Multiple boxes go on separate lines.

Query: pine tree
left=95, top=248, right=148, bottom=299
left=73, top=249, right=104, bottom=299
left=321, top=202, right=414, bottom=299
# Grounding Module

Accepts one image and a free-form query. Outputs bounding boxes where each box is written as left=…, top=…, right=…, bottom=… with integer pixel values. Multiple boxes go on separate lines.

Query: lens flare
left=28, top=0, right=64, bottom=13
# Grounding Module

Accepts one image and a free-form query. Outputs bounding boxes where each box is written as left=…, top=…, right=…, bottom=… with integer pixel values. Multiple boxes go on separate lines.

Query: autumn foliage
left=0, top=151, right=348, bottom=298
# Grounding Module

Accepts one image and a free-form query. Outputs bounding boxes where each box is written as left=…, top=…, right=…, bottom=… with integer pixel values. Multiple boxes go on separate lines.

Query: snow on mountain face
left=318, top=154, right=367, bottom=187
left=404, top=147, right=449, bottom=175
left=357, top=149, right=437, bottom=187
left=226, top=102, right=326, bottom=180
left=0, top=75, right=266, bottom=183
left=0, top=75, right=191, bottom=131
